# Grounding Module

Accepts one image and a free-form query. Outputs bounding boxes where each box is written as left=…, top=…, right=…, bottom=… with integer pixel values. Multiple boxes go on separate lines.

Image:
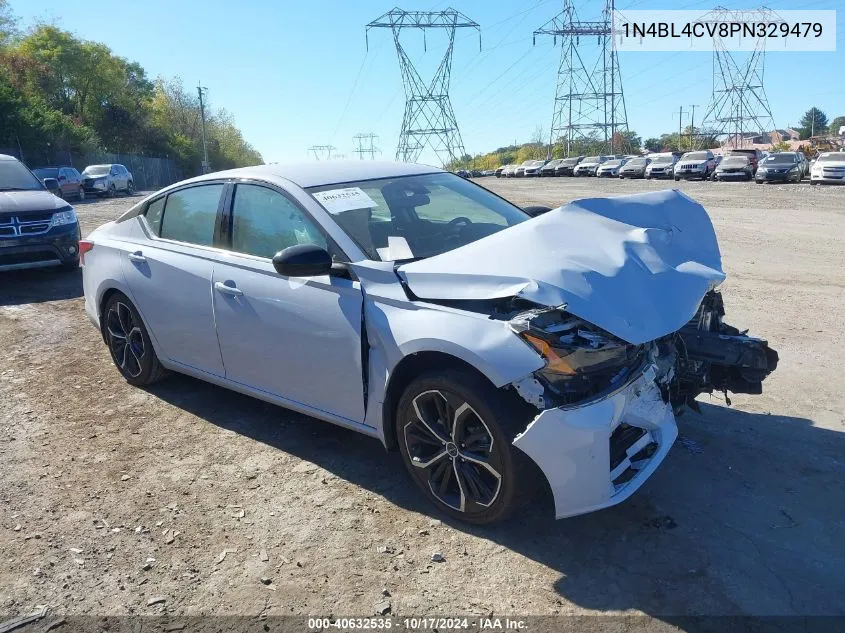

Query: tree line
left=0, top=0, right=262, bottom=175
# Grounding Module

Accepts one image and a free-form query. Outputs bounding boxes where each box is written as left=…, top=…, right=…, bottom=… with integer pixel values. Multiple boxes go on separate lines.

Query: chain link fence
left=1, top=147, right=181, bottom=191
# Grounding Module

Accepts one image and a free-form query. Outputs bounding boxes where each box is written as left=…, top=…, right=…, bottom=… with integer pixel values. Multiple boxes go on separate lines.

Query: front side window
left=159, top=184, right=224, bottom=246
left=307, top=172, right=528, bottom=261
left=230, top=184, right=327, bottom=258
left=1, top=160, right=45, bottom=191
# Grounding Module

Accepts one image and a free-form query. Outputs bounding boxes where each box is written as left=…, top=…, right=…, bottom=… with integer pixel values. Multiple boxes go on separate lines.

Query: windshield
left=721, top=157, right=749, bottom=167
left=763, top=154, right=797, bottom=164
left=33, top=168, right=59, bottom=179
left=652, top=156, right=673, bottom=164
left=681, top=152, right=708, bottom=161
left=582, top=156, right=599, bottom=163
left=562, top=158, right=580, bottom=165
left=82, top=165, right=111, bottom=176
left=0, top=160, right=45, bottom=192
left=817, top=154, right=843, bottom=163
left=604, top=160, right=622, bottom=167
left=627, top=158, right=648, bottom=167
left=307, top=173, right=529, bottom=261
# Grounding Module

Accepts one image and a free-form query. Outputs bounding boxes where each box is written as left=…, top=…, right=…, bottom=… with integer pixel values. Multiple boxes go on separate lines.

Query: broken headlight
left=512, top=309, right=644, bottom=401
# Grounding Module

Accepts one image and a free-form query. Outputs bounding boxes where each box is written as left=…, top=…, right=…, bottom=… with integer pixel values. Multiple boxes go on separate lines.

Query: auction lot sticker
left=612, top=9, right=836, bottom=51
left=313, top=187, right=379, bottom=214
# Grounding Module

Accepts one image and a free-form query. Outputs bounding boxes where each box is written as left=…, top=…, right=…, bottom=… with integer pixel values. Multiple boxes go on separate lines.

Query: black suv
left=0, top=154, right=81, bottom=272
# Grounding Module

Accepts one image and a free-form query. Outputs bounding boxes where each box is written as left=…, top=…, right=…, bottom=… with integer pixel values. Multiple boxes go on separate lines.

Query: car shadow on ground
left=148, top=375, right=845, bottom=618
left=0, top=266, right=82, bottom=306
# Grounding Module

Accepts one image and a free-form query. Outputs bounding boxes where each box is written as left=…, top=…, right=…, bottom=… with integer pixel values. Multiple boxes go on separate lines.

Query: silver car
left=81, top=164, right=135, bottom=197
left=81, top=162, right=777, bottom=524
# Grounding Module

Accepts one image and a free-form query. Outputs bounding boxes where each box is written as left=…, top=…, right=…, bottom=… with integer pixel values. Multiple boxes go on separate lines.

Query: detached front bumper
left=513, top=363, right=677, bottom=519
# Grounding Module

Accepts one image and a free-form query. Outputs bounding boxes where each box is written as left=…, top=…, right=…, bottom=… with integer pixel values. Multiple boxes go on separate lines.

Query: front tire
left=78, top=187, right=85, bottom=201
left=103, top=294, right=167, bottom=386
left=395, top=368, right=536, bottom=525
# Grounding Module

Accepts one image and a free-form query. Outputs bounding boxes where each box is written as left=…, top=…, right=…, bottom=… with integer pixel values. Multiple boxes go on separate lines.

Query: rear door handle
left=127, top=251, right=146, bottom=263
left=214, top=281, right=244, bottom=297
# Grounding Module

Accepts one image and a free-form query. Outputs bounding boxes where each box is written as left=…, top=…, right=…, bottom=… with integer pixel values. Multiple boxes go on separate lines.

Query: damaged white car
left=81, top=162, right=778, bottom=524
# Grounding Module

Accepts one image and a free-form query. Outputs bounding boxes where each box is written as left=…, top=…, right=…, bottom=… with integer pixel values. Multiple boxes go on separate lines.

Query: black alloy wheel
left=396, top=369, right=536, bottom=524
left=103, top=294, right=167, bottom=386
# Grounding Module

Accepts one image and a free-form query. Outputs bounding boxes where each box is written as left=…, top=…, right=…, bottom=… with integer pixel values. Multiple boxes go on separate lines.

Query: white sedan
left=80, top=162, right=777, bottom=523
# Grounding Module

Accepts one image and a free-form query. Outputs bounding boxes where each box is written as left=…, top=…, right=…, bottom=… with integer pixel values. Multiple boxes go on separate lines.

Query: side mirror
left=272, top=244, right=332, bottom=277
left=43, top=178, right=59, bottom=191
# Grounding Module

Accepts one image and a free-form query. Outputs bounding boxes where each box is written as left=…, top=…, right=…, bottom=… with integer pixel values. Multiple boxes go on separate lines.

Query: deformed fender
left=513, top=365, right=679, bottom=519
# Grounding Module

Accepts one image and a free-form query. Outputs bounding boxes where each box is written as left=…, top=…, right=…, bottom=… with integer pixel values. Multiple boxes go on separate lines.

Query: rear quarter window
left=144, top=197, right=165, bottom=235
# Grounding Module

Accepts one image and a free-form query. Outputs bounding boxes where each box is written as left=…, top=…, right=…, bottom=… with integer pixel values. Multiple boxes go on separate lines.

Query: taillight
left=79, top=240, right=94, bottom=265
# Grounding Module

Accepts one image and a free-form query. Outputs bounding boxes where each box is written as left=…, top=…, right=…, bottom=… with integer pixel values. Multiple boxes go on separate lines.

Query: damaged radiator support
left=674, top=290, right=779, bottom=409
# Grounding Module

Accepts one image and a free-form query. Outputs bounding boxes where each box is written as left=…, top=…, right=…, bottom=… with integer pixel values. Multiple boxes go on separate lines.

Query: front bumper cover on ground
left=513, top=363, right=677, bottom=519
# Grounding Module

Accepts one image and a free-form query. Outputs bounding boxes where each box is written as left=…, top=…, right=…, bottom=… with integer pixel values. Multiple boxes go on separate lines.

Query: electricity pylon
left=534, top=0, right=627, bottom=156
left=697, top=7, right=781, bottom=149
left=366, top=8, right=480, bottom=165
left=353, top=133, right=382, bottom=160
left=307, top=145, right=336, bottom=160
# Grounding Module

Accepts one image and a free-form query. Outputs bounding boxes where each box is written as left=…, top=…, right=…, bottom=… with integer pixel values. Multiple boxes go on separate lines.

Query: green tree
left=798, top=107, right=828, bottom=139
left=0, top=0, right=17, bottom=48
left=829, top=116, right=845, bottom=136
left=644, top=137, right=661, bottom=152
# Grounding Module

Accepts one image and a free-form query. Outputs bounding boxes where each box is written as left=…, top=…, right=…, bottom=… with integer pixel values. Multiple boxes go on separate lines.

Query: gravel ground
left=1, top=178, right=844, bottom=624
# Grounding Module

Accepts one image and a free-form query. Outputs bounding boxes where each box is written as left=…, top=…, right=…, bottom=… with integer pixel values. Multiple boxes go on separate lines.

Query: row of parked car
left=493, top=149, right=845, bottom=184
left=32, top=163, right=136, bottom=200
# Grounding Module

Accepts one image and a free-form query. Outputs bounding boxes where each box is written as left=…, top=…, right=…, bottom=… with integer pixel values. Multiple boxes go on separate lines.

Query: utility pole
left=197, top=83, right=210, bottom=174
left=689, top=104, right=700, bottom=149
left=676, top=106, right=685, bottom=151
left=811, top=107, right=816, bottom=137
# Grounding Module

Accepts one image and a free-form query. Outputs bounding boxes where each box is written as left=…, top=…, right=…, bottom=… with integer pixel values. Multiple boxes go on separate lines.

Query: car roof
left=178, top=161, right=442, bottom=189
left=0, top=153, right=20, bottom=162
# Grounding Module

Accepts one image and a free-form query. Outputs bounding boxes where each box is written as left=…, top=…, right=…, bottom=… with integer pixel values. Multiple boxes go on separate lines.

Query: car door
left=58, top=168, right=72, bottom=198
left=121, top=182, right=227, bottom=377
left=211, top=181, right=365, bottom=423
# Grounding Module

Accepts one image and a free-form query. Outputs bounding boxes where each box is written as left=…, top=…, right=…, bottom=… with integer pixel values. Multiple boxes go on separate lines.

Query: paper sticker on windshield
left=312, top=187, right=378, bottom=214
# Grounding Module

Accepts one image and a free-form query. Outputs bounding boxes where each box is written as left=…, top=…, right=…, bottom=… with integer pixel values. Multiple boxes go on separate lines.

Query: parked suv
left=33, top=166, right=85, bottom=200
left=645, top=153, right=678, bottom=179
left=674, top=151, right=717, bottom=181
left=81, top=164, right=134, bottom=197
left=554, top=156, right=584, bottom=176
left=0, top=154, right=81, bottom=272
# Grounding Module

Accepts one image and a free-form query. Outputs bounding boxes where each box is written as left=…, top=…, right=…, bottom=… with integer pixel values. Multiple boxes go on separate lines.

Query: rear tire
left=103, top=293, right=167, bottom=386
left=395, top=368, right=537, bottom=525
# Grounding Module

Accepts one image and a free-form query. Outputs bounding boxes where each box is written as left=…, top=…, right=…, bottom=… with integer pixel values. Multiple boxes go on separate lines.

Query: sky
left=12, top=0, right=845, bottom=167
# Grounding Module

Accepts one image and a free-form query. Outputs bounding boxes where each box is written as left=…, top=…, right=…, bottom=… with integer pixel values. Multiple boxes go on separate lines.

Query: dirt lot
left=1, top=178, right=844, bottom=624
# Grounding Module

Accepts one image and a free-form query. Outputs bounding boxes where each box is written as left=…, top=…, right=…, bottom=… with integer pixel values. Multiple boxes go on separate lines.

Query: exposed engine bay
left=468, top=289, right=778, bottom=413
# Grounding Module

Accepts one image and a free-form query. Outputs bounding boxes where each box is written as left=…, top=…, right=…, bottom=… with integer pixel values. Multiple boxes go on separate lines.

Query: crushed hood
left=397, top=189, right=725, bottom=345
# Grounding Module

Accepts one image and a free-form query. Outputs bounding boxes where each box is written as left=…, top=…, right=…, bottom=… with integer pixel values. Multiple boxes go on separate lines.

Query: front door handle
left=127, top=251, right=146, bottom=263
left=214, top=281, right=244, bottom=297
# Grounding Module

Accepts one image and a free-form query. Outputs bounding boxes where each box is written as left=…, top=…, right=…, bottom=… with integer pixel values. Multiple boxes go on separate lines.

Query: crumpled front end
left=503, top=294, right=776, bottom=519
left=514, top=360, right=678, bottom=519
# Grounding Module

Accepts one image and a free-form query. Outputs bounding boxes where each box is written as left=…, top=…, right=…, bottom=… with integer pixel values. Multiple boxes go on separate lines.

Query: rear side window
left=144, top=197, right=165, bottom=235
left=159, top=184, right=224, bottom=246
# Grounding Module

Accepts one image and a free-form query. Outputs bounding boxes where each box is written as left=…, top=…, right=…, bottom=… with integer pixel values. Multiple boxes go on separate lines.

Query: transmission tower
left=353, top=133, right=382, bottom=160
left=307, top=145, right=337, bottom=160
left=534, top=0, right=627, bottom=156
left=366, top=8, right=480, bottom=166
left=697, top=8, right=781, bottom=149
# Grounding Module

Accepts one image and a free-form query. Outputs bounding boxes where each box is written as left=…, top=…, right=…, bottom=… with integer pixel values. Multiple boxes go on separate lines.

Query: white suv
left=81, top=164, right=135, bottom=197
